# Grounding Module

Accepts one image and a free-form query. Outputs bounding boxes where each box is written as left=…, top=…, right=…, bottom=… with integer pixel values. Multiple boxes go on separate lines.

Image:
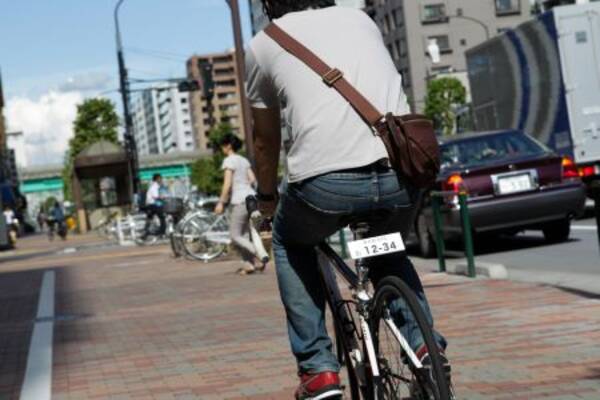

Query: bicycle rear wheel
left=368, top=276, right=450, bottom=400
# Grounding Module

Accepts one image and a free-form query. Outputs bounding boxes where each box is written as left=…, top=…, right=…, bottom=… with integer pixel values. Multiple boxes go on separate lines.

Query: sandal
left=237, top=263, right=256, bottom=276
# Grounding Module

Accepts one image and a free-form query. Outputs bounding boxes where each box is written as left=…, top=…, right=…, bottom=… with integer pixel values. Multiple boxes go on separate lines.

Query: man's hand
left=214, top=202, right=225, bottom=215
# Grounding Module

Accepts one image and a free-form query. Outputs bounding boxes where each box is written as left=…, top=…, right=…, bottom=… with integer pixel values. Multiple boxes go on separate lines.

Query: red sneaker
left=295, top=371, right=343, bottom=400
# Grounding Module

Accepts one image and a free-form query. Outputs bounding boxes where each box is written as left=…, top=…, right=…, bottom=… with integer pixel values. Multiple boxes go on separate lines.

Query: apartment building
left=248, top=0, right=367, bottom=34
left=132, top=83, right=195, bottom=155
left=365, top=0, right=531, bottom=112
left=186, top=51, right=244, bottom=151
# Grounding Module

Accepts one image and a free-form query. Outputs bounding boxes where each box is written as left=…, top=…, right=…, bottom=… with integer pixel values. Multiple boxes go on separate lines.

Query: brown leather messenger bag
left=264, top=23, right=441, bottom=188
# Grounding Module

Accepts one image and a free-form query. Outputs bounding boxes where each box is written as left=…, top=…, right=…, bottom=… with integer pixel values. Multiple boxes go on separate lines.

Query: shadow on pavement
left=0, top=268, right=45, bottom=399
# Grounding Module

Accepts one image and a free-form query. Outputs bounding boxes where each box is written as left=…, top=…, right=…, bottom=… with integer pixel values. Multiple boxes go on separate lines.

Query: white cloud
left=5, top=91, right=83, bottom=167
left=58, top=72, right=112, bottom=93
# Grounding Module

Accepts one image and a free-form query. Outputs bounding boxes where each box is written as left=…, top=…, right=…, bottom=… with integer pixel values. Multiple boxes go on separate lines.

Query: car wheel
left=542, top=219, right=571, bottom=243
left=416, top=212, right=436, bottom=258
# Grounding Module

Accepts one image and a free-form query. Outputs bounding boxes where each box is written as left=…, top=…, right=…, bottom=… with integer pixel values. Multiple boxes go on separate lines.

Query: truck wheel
left=543, top=219, right=571, bottom=243
left=416, top=212, right=436, bottom=258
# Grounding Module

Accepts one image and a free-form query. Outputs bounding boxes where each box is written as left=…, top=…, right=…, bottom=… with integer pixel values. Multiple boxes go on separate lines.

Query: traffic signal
left=177, top=80, right=200, bottom=93
left=198, top=60, right=215, bottom=100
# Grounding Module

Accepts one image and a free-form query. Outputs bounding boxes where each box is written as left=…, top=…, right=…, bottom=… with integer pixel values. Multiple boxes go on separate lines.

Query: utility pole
left=226, top=0, right=254, bottom=161
left=114, top=0, right=140, bottom=201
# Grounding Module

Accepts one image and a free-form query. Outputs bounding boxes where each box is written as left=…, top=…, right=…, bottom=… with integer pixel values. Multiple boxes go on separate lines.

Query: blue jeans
left=272, top=167, right=447, bottom=374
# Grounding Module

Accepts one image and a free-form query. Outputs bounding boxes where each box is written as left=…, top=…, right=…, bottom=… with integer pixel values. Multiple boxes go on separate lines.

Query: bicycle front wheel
left=181, top=213, right=227, bottom=262
left=369, top=276, right=450, bottom=400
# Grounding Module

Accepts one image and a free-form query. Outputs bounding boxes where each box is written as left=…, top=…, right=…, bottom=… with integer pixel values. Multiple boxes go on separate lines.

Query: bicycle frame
left=316, top=240, right=423, bottom=395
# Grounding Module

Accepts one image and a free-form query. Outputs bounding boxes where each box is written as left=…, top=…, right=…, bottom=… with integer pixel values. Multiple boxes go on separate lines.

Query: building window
left=428, top=35, right=452, bottom=54
left=392, top=9, right=402, bottom=28
left=495, top=0, right=521, bottom=16
left=422, top=4, right=447, bottom=24
left=393, top=40, right=402, bottom=61
left=431, top=65, right=453, bottom=74
left=460, top=38, right=467, bottom=46
left=181, top=98, right=187, bottom=104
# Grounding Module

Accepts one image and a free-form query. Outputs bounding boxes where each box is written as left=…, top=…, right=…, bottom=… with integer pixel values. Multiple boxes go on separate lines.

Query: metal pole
left=431, top=195, right=447, bottom=273
left=226, top=0, right=254, bottom=162
left=114, top=0, right=140, bottom=201
left=458, top=193, right=476, bottom=278
left=0, top=195, right=7, bottom=247
left=339, top=229, right=348, bottom=259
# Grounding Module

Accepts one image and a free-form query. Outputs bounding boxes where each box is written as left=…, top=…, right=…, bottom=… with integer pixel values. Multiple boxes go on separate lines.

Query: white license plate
left=347, top=233, right=405, bottom=260
left=497, top=174, right=533, bottom=195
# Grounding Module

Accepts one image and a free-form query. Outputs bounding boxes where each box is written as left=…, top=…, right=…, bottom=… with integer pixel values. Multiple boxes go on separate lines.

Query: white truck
left=466, top=2, right=600, bottom=196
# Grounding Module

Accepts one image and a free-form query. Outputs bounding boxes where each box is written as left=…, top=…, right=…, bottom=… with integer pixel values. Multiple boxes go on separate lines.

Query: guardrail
left=430, top=191, right=477, bottom=278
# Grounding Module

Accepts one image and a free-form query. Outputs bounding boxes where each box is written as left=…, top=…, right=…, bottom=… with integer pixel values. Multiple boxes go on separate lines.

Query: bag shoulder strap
left=264, top=23, right=384, bottom=127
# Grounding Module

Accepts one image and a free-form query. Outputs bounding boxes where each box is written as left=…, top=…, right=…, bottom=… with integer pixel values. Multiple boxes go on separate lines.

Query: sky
left=0, top=0, right=253, bottom=166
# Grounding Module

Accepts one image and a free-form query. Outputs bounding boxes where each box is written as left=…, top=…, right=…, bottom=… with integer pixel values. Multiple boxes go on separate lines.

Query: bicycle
left=94, top=211, right=120, bottom=240
left=246, top=196, right=452, bottom=400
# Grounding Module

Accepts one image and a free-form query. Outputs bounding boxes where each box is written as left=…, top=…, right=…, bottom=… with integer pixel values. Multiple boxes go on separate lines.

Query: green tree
left=424, top=77, right=467, bottom=136
left=62, top=98, right=120, bottom=199
left=190, top=123, right=240, bottom=195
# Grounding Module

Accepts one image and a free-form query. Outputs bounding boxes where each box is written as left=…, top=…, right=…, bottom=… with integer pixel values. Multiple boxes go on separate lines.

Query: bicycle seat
left=344, top=209, right=394, bottom=235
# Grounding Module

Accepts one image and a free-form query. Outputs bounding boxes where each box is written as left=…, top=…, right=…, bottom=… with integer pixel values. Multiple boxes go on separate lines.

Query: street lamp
left=225, top=0, right=254, bottom=161
left=450, top=11, right=491, bottom=41
left=114, top=0, right=140, bottom=201
left=427, top=13, right=491, bottom=65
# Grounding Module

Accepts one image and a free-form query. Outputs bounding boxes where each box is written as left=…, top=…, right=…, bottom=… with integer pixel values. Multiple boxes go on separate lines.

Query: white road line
left=572, top=225, right=597, bottom=231
left=20, top=270, right=55, bottom=400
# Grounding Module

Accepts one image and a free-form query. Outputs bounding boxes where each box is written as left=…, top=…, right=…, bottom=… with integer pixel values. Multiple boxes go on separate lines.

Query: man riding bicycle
left=248, top=1, right=449, bottom=399
left=143, top=173, right=167, bottom=238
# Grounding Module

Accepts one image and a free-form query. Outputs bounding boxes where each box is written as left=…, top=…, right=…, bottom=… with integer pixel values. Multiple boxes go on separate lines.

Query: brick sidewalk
left=1, top=240, right=600, bottom=399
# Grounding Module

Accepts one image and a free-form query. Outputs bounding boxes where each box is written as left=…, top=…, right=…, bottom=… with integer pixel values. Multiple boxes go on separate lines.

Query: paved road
left=2, top=234, right=600, bottom=399
left=478, top=216, right=599, bottom=295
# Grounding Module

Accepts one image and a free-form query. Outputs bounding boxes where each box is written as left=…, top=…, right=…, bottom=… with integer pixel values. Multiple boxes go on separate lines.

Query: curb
left=446, top=261, right=508, bottom=280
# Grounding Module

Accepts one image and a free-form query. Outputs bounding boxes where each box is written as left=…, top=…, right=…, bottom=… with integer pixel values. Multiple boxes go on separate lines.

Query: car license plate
left=347, top=233, right=405, bottom=260
left=497, top=173, right=533, bottom=195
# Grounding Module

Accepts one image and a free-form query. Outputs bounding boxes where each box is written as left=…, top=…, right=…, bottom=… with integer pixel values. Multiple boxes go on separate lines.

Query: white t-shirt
left=222, top=154, right=255, bottom=205
left=4, top=210, right=15, bottom=225
left=146, top=182, right=161, bottom=206
left=246, top=6, right=410, bottom=183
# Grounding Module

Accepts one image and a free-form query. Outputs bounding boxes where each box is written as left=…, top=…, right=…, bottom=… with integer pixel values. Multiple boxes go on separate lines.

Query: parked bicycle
left=247, top=195, right=452, bottom=399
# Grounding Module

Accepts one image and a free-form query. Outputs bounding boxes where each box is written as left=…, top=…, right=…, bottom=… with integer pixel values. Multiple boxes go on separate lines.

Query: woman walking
left=215, top=134, right=265, bottom=275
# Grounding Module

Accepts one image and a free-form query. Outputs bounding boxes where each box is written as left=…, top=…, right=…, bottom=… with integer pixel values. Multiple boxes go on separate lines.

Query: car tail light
left=562, top=157, right=579, bottom=179
left=578, top=165, right=597, bottom=177
left=442, top=174, right=465, bottom=193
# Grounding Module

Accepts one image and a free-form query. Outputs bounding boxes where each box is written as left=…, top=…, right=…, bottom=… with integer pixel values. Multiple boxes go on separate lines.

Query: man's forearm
left=252, top=108, right=281, bottom=195
left=255, top=130, right=280, bottom=195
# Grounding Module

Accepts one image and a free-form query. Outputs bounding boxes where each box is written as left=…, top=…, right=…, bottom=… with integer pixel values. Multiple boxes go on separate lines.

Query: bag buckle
left=322, top=68, right=344, bottom=86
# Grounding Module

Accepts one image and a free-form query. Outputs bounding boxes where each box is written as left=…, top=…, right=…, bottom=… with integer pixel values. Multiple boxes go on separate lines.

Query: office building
left=248, top=0, right=366, bottom=34
left=365, top=0, right=531, bottom=112
left=132, top=83, right=195, bottom=155
left=186, top=51, right=245, bottom=151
